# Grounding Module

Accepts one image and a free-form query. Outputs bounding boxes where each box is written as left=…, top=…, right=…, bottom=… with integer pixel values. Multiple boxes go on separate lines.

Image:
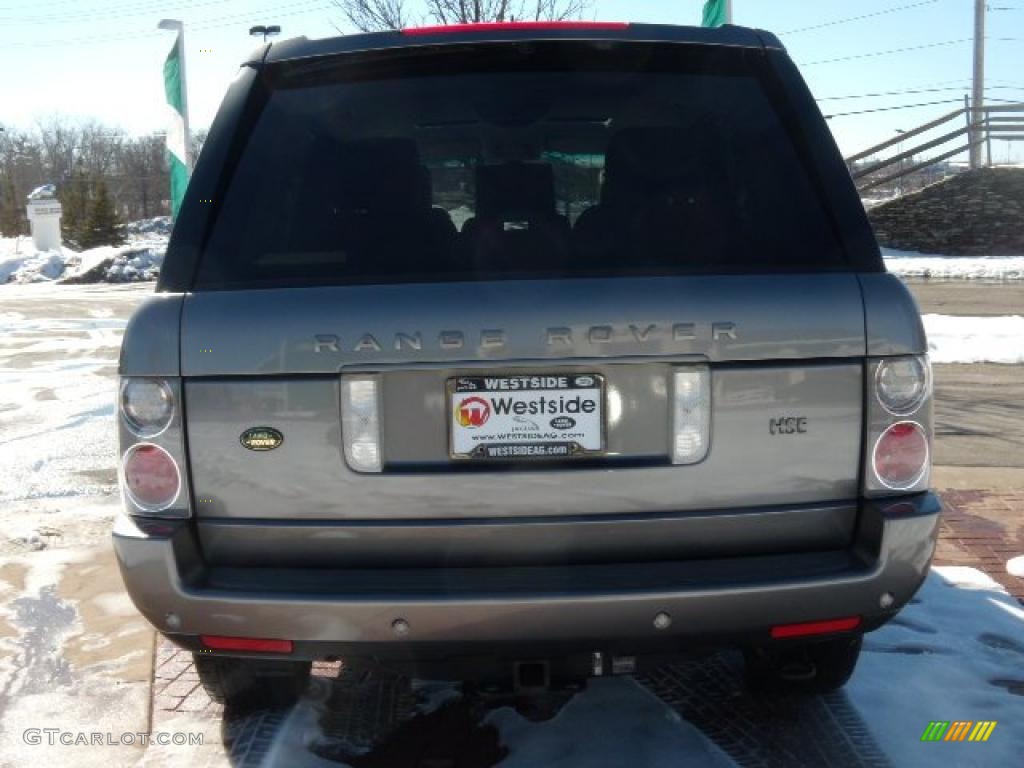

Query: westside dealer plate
left=449, top=374, right=605, bottom=460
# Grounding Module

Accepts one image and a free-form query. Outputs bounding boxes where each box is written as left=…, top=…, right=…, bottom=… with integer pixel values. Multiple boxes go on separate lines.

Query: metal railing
left=845, top=101, right=1024, bottom=193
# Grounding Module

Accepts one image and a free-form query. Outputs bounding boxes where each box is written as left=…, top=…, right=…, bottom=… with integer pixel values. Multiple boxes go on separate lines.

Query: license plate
left=449, top=374, right=605, bottom=460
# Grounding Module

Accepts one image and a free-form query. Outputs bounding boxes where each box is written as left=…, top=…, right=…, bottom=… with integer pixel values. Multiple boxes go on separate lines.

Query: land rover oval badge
left=240, top=427, right=284, bottom=451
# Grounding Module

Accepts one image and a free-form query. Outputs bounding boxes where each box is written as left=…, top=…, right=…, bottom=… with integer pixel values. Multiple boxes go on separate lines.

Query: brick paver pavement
left=934, top=488, right=1024, bottom=599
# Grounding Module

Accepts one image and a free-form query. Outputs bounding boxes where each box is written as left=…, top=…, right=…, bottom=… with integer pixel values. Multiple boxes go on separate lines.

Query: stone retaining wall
left=868, top=168, right=1024, bottom=255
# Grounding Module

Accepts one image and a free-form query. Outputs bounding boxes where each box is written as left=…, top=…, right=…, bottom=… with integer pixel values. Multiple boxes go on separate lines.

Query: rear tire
left=194, top=654, right=311, bottom=710
left=744, top=634, right=862, bottom=694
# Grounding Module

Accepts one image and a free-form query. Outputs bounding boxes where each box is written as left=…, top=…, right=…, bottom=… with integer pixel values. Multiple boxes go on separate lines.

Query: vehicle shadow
left=642, top=651, right=892, bottom=768
left=216, top=652, right=890, bottom=768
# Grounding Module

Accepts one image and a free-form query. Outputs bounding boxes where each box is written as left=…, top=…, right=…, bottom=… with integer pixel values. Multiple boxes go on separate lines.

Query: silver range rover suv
left=113, top=22, right=940, bottom=706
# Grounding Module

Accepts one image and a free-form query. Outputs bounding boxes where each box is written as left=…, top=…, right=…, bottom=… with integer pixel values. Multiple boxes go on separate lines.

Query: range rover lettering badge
left=312, top=322, right=738, bottom=352
left=240, top=427, right=284, bottom=451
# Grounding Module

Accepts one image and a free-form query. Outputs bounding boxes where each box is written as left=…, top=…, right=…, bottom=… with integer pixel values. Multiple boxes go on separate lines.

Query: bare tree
left=427, top=0, right=589, bottom=24
left=333, top=0, right=410, bottom=32
left=120, top=134, right=167, bottom=220
left=332, top=0, right=589, bottom=31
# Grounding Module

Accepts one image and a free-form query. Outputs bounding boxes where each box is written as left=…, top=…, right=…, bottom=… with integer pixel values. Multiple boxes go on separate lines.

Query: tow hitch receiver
left=513, top=661, right=551, bottom=694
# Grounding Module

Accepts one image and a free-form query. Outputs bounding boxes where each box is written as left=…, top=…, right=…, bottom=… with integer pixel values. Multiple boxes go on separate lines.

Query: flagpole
left=158, top=19, right=192, bottom=171
left=178, top=27, right=192, bottom=171
left=725, top=0, right=733, bottom=24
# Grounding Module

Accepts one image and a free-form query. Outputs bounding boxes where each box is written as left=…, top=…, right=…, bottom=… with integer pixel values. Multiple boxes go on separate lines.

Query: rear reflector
left=200, top=635, right=294, bottom=653
left=770, top=616, right=862, bottom=639
left=122, top=443, right=181, bottom=512
left=402, top=21, right=630, bottom=36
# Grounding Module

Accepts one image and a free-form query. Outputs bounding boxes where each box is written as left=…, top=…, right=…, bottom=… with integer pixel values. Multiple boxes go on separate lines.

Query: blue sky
left=0, top=0, right=1021, bottom=158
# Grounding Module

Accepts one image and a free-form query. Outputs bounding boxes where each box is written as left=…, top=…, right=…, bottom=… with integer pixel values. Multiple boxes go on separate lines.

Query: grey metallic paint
left=118, top=294, right=184, bottom=376
left=196, top=501, right=857, bottom=568
left=179, top=275, right=868, bottom=375
left=858, top=273, right=928, bottom=356
left=112, top=494, right=940, bottom=653
left=184, top=363, right=863, bottom=527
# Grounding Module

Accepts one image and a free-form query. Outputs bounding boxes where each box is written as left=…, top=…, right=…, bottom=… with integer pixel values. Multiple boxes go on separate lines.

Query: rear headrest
left=475, top=164, right=557, bottom=220
left=331, top=138, right=425, bottom=214
left=602, top=126, right=727, bottom=206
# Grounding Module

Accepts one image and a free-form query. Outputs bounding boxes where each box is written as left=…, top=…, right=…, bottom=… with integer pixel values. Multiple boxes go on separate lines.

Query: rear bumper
left=112, top=493, right=940, bottom=662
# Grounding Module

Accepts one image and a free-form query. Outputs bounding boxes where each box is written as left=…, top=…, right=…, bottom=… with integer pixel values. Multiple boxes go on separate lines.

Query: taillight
left=118, top=376, right=190, bottom=517
left=875, top=357, right=929, bottom=415
left=341, top=375, right=382, bottom=472
left=672, top=366, right=710, bottom=465
left=123, top=444, right=181, bottom=511
left=872, top=422, right=929, bottom=490
left=120, top=378, right=174, bottom=436
left=864, top=356, right=932, bottom=496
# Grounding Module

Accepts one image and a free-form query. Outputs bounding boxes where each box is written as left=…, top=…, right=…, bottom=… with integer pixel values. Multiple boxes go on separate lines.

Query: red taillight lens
left=123, top=444, right=180, bottom=511
left=201, top=635, right=294, bottom=653
left=402, top=21, right=629, bottom=35
left=872, top=421, right=929, bottom=491
left=770, top=616, right=862, bottom=639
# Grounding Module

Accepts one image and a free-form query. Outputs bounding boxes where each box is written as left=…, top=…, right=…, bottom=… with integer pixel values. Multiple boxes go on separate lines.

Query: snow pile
left=64, top=245, right=166, bottom=283
left=123, top=215, right=171, bottom=238
left=0, top=243, right=66, bottom=283
left=884, top=247, right=1024, bottom=280
left=923, top=314, right=1024, bottom=364
left=1, top=216, right=170, bottom=285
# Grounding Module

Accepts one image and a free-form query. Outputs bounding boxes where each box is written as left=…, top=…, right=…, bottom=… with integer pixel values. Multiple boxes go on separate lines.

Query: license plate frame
left=447, top=373, right=606, bottom=461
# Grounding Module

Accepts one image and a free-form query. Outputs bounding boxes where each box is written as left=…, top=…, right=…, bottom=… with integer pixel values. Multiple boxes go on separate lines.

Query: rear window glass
left=196, top=43, right=847, bottom=289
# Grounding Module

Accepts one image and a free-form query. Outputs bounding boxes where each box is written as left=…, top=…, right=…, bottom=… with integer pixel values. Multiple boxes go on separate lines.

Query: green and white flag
left=702, top=0, right=731, bottom=27
left=163, top=36, right=189, bottom=219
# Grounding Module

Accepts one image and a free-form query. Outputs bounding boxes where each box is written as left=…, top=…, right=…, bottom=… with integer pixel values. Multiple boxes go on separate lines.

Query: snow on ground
left=848, top=566, right=1024, bottom=767
left=923, top=314, right=1024, bottom=364
left=884, top=247, right=1024, bottom=281
left=0, top=216, right=169, bottom=285
left=0, top=282, right=151, bottom=505
left=0, top=283, right=158, bottom=767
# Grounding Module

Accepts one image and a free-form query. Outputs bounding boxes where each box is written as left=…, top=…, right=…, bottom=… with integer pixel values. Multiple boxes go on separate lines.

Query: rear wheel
left=744, top=634, right=862, bottom=694
left=194, top=654, right=311, bottom=710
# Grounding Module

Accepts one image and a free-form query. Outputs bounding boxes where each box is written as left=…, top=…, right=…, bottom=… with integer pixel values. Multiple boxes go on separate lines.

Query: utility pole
left=970, top=0, right=985, bottom=169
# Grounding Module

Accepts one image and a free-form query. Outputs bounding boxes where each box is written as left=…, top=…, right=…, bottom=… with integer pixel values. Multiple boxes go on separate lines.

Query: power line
left=0, top=0, right=234, bottom=24
left=802, top=38, right=971, bottom=66
left=779, top=0, right=940, bottom=36
left=825, top=92, right=1024, bottom=118
left=4, top=2, right=332, bottom=48
left=818, top=85, right=969, bottom=101
left=816, top=84, right=1023, bottom=101
left=823, top=98, right=965, bottom=119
